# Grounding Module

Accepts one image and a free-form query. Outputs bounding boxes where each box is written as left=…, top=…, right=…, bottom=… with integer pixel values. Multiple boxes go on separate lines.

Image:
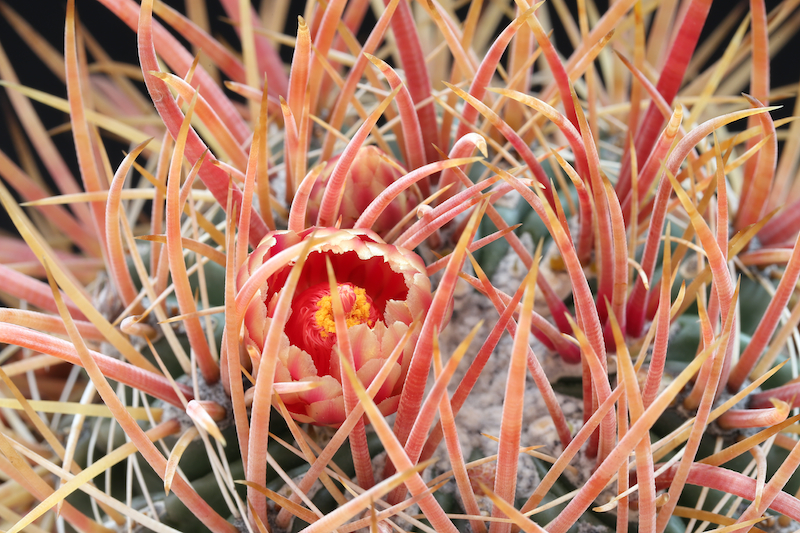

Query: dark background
left=0, top=0, right=798, bottom=233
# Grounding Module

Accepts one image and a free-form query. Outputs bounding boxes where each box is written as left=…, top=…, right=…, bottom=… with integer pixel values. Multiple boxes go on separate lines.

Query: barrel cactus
left=0, top=1, right=800, bottom=533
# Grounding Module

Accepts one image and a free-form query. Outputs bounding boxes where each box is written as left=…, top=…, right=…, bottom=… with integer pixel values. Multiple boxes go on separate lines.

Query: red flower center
left=285, top=282, right=381, bottom=375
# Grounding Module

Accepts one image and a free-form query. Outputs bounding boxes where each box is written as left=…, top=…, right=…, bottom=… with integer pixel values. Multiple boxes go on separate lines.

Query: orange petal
left=384, top=300, right=412, bottom=325
left=348, top=323, right=380, bottom=369
left=285, top=346, right=318, bottom=380
left=244, top=289, right=267, bottom=349
left=381, top=322, right=414, bottom=386
left=306, top=396, right=346, bottom=426
left=298, top=375, right=342, bottom=404
left=376, top=395, right=401, bottom=418
left=357, top=358, right=401, bottom=403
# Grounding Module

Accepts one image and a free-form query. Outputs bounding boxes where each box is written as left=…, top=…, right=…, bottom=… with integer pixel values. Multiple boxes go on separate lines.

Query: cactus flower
left=305, top=146, right=420, bottom=237
left=238, top=227, right=432, bottom=426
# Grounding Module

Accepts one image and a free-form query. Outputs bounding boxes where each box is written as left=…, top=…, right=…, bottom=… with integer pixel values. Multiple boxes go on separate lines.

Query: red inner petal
left=284, top=279, right=384, bottom=375
left=266, top=250, right=409, bottom=316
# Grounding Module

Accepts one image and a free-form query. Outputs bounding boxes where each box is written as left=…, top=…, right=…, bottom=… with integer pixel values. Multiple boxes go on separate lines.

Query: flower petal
left=356, top=358, right=401, bottom=404
left=384, top=300, right=413, bottom=325
left=306, top=396, right=346, bottom=426
left=286, top=346, right=318, bottom=380
left=347, top=323, right=381, bottom=369
left=376, top=395, right=401, bottom=418
left=297, top=375, right=342, bottom=404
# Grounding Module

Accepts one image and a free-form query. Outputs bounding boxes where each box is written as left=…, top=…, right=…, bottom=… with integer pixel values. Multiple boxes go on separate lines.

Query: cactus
left=1, top=1, right=800, bottom=533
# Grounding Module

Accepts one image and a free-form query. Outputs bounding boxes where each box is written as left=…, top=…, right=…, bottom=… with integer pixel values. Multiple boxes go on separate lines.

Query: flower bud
left=305, top=146, right=419, bottom=237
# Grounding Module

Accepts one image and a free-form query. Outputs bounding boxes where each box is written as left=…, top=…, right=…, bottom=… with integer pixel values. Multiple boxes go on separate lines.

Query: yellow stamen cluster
left=315, top=286, right=374, bottom=337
